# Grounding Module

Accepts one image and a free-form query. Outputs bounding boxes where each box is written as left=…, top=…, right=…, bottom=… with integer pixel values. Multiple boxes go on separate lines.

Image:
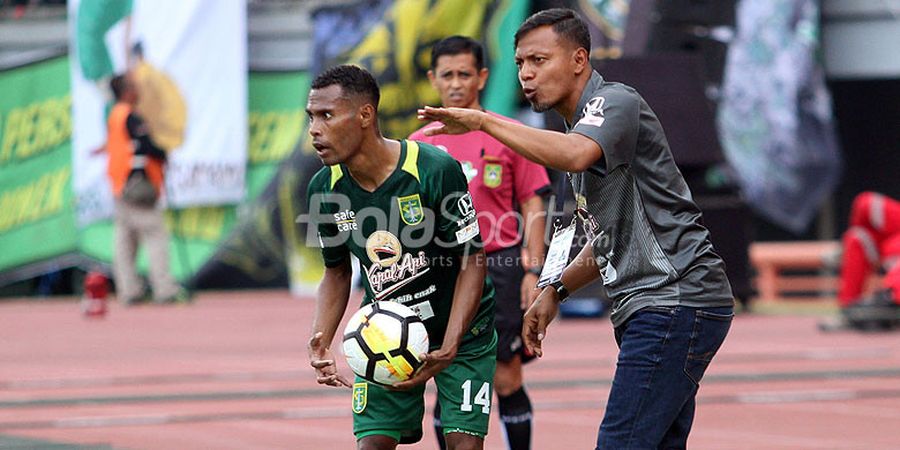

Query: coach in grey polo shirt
left=567, top=70, right=734, bottom=327
left=418, top=7, right=734, bottom=450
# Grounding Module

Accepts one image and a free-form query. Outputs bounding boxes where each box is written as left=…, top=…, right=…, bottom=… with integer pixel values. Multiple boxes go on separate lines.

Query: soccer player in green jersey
left=305, top=65, right=497, bottom=450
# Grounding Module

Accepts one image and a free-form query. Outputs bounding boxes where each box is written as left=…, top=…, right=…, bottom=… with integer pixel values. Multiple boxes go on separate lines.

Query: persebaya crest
left=397, top=194, right=424, bottom=225
left=352, top=382, right=367, bottom=414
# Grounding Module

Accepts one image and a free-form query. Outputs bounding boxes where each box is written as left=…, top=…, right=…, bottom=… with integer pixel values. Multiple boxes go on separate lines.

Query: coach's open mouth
left=523, top=87, right=536, bottom=101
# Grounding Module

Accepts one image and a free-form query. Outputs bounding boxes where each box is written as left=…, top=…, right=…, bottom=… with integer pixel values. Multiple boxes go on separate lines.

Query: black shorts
left=486, top=246, right=536, bottom=364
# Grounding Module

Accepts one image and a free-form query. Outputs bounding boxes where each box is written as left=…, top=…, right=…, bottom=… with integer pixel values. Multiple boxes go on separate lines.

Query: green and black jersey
left=307, top=140, right=495, bottom=351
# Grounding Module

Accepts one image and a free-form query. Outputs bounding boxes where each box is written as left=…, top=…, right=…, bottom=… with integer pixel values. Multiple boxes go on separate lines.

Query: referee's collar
left=567, top=71, right=605, bottom=130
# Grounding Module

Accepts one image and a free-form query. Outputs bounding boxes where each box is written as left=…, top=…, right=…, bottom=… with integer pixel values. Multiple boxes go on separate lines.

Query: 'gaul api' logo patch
left=484, top=163, right=502, bottom=188
left=365, top=230, right=402, bottom=268
left=352, top=382, right=367, bottom=414
left=397, top=194, right=424, bottom=225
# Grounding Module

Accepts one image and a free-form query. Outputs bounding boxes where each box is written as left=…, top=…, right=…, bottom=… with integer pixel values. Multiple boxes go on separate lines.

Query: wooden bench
left=749, top=241, right=840, bottom=302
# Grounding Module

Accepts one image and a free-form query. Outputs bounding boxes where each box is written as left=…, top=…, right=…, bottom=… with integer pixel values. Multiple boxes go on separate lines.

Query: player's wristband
left=525, top=266, right=542, bottom=276
left=550, top=280, right=570, bottom=303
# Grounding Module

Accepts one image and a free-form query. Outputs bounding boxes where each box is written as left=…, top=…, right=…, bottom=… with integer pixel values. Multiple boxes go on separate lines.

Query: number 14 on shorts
left=460, top=380, right=491, bottom=414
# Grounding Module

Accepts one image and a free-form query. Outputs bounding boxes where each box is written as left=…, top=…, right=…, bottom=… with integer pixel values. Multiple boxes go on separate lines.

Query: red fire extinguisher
left=82, top=271, right=109, bottom=318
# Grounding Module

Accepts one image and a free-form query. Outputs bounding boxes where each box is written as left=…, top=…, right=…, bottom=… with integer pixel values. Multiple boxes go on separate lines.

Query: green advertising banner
left=247, top=71, right=309, bottom=198
left=0, top=56, right=307, bottom=286
left=0, top=57, right=78, bottom=273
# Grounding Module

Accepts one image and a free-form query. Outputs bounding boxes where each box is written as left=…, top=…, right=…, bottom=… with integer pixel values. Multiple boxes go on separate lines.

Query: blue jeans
left=596, top=305, right=733, bottom=450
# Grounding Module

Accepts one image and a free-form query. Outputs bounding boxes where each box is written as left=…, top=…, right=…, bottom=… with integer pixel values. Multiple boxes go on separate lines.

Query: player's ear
left=359, top=103, right=376, bottom=128
left=477, top=67, right=489, bottom=91
left=573, top=47, right=589, bottom=75
left=426, top=69, right=437, bottom=88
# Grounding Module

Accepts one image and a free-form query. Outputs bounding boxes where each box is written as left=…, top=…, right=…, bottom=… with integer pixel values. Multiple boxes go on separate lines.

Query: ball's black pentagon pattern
left=342, top=302, right=426, bottom=385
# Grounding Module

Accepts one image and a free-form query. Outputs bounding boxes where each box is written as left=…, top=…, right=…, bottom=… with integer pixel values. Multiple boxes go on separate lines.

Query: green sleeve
left=306, top=173, right=349, bottom=268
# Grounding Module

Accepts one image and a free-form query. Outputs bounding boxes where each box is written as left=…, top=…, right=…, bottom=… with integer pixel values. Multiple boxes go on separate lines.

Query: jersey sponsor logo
left=366, top=252, right=430, bottom=300
left=365, top=230, right=431, bottom=300
left=596, top=249, right=618, bottom=285
left=602, top=261, right=618, bottom=285
left=352, top=382, right=367, bottom=414
left=577, top=96, right=606, bottom=128
left=366, top=230, right=402, bottom=268
left=461, top=161, right=478, bottom=184
left=483, top=163, right=502, bottom=188
left=414, top=284, right=436, bottom=300
left=408, top=299, right=435, bottom=320
left=455, top=221, right=480, bottom=244
left=333, top=209, right=357, bottom=232
left=397, top=194, right=424, bottom=225
left=457, top=192, right=476, bottom=218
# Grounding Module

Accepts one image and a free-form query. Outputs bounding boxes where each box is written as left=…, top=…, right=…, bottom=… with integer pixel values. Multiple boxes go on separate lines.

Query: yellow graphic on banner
left=343, top=0, right=492, bottom=138
left=248, top=110, right=304, bottom=163
left=0, top=167, right=69, bottom=232
left=0, top=95, right=71, bottom=165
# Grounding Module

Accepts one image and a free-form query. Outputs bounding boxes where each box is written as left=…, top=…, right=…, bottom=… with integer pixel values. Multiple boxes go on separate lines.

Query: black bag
left=121, top=168, right=158, bottom=207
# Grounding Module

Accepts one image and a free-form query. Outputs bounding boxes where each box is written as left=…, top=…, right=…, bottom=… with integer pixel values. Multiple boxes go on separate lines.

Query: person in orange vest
left=103, top=74, right=185, bottom=305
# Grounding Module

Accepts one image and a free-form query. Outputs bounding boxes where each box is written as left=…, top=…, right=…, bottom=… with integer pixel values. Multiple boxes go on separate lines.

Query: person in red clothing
left=410, top=36, right=550, bottom=450
left=833, top=192, right=900, bottom=330
left=103, top=74, right=184, bottom=305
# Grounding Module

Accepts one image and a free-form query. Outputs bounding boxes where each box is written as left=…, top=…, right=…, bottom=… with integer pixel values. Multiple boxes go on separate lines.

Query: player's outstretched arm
left=523, top=243, right=601, bottom=357
left=417, top=106, right=602, bottom=172
left=392, top=250, right=486, bottom=390
left=307, top=259, right=353, bottom=388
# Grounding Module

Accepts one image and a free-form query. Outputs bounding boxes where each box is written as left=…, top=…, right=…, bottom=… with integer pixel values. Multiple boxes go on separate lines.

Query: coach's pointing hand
left=522, top=286, right=560, bottom=358
left=308, top=331, right=352, bottom=388
left=417, top=106, right=486, bottom=136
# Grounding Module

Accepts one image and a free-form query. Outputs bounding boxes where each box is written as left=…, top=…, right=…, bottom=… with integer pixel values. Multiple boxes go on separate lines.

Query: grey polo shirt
left=566, top=71, right=734, bottom=327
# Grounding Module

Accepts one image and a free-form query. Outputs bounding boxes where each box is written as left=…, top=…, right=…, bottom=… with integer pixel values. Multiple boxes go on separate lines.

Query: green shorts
left=352, top=331, right=497, bottom=444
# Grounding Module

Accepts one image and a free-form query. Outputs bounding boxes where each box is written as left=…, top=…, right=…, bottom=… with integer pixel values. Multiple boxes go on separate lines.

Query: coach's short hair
left=311, top=64, right=380, bottom=108
left=514, top=8, right=591, bottom=53
left=431, top=35, right=485, bottom=70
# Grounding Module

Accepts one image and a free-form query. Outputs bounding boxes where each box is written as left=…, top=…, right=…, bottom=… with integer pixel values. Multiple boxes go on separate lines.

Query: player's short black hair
left=310, top=64, right=380, bottom=109
left=431, top=35, right=484, bottom=70
left=514, top=8, right=591, bottom=53
left=110, top=74, right=128, bottom=101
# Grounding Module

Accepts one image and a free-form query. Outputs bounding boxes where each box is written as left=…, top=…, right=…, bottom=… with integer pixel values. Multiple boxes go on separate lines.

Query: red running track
left=1, top=290, right=900, bottom=449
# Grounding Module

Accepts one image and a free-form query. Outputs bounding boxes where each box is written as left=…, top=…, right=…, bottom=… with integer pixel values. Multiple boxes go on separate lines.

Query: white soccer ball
left=342, top=301, right=429, bottom=386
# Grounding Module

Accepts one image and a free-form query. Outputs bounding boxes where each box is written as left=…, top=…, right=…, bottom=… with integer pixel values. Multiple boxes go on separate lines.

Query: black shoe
left=841, top=289, right=900, bottom=331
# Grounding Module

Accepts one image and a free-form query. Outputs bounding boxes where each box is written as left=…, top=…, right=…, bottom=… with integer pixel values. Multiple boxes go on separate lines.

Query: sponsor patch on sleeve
left=455, top=221, right=480, bottom=244
left=576, top=96, right=606, bottom=128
